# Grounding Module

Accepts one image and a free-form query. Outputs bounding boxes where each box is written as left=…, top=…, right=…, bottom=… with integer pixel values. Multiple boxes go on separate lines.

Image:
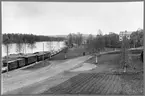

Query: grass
left=104, top=47, right=121, bottom=51
left=51, top=46, right=88, bottom=60
left=85, top=54, right=120, bottom=65
left=20, top=46, right=88, bottom=71
left=128, top=54, right=143, bottom=72
left=43, top=52, right=143, bottom=95
left=51, top=47, right=122, bottom=61
left=22, top=60, right=51, bottom=71
left=119, top=72, right=143, bottom=95
left=85, top=52, right=144, bottom=95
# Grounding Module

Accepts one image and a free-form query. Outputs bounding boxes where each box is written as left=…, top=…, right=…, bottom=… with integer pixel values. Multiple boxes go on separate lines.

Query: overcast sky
left=2, top=2, right=144, bottom=36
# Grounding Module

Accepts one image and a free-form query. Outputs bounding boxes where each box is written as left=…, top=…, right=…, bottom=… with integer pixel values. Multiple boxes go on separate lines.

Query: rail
left=2, top=46, right=68, bottom=73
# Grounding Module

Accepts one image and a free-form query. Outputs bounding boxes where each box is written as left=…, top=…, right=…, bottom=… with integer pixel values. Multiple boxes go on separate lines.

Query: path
left=2, top=55, right=92, bottom=94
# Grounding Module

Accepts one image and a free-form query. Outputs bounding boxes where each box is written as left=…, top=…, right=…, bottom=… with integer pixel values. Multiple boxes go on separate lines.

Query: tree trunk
left=6, top=44, right=9, bottom=73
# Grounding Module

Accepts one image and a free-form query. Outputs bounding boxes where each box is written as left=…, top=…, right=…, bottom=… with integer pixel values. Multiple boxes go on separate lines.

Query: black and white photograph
left=1, top=1, right=144, bottom=95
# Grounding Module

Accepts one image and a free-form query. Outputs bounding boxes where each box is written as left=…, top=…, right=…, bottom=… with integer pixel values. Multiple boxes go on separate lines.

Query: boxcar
left=22, top=54, right=37, bottom=65
left=2, top=61, right=7, bottom=67
left=36, top=53, right=44, bottom=61
left=2, top=62, right=8, bottom=73
left=35, top=52, right=50, bottom=61
left=3, top=60, right=18, bottom=71
left=44, top=52, right=51, bottom=59
left=17, top=58, right=26, bottom=68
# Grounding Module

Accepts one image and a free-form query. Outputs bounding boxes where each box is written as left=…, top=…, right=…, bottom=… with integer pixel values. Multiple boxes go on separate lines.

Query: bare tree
left=67, top=33, right=73, bottom=47
left=98, top=29, right=103, bottom=36
left=67, top=32, right=83, bottom=48
left=16, top=43, right=23, bottom=54
left=46, top=41, right=53, bottom=58
left=23, top=38, right=27, bottom=54
left=76, top=32, right=83, bottom=46
left=3, top=35, right=12, bottom=73
left=28, top=43, right=36, bottom=53
left=86, top=34, right=94, bottom=53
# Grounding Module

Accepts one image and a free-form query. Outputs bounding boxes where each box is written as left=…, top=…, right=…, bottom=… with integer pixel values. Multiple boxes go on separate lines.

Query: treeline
left=3, top=33, right=65, bottom=44
left=66, top=32, right=83, bottom=47
left=66, top=29, right=144, bottom=52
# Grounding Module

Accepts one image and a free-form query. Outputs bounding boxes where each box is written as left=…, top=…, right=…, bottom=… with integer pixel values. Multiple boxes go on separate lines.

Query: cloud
left=2, top=2, right=143, bottom=35
left=14, top=2, right=44, bottom=18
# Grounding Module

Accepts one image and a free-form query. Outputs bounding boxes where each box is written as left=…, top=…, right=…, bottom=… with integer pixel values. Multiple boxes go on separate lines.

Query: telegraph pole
left=43, top=43, right=44, bottom=64
left=6, top=44, right=9, bottom=73
left=119, top=30, right=130, bottom=72
left=123, top=35, right=127, bottom=72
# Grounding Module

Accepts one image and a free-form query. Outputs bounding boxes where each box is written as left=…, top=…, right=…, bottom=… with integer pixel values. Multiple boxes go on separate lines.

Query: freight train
left=2, top=47, right=67, bottom=73
left=2, top=52, right=52, bottom=73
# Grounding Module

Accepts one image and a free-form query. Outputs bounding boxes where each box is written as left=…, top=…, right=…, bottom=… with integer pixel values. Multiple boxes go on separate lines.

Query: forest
left=2, top=29, right=144, bottom=54
left=2, top=33, right=65, bottom=45
left=66, top=29, right=144, bottom=52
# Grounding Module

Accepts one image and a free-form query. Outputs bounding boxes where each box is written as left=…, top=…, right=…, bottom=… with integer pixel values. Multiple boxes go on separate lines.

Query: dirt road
left=2, top=52, right=143, bottom=95
left=2, top=55, right=92, bottom=95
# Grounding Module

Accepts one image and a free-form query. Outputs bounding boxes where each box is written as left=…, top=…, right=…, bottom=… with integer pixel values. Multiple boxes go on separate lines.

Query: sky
left=2, top=2, right=144, bottom=36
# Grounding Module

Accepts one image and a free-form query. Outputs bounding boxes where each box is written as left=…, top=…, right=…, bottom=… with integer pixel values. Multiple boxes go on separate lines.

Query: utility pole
left=43, top=43, right=44, bottom=64
left=6, top=44, right=9, bottom=73
left=24, top=39, right=26, bottom=54
left=123, top=36, right=127, bottom=72
left=119, top=30, right=130, bottom=72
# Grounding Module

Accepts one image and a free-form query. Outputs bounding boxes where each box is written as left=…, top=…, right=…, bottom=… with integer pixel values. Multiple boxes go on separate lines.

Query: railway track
left=2, top=47, right=67, bottom=73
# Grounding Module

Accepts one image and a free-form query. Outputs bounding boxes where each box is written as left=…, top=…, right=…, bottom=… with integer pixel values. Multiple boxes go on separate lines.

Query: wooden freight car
left=36, top=52, right=44, bottom=61
left=3, top=59, right=18, bottom=71
left=2, top=62, right=8, bottom=73
left=17, top=58, right=26, bottom=68
left=44, top=52, right=51, bottom=60
left=35, top=52, right=51, bottom=61
left=21, top=54, right=37, bottom=65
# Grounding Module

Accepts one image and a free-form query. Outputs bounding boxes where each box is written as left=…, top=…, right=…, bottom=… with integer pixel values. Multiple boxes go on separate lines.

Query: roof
left=2, top=57, right=24, bottom=63
left=34, top=51, right=51, bottom=55
left=21, top=54, right=37, bottom=58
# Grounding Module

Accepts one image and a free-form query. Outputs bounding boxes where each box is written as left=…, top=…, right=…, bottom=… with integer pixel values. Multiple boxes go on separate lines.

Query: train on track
left=2, top=47, right=67, bottom=73
left=2, top=47, right=142, bottom=73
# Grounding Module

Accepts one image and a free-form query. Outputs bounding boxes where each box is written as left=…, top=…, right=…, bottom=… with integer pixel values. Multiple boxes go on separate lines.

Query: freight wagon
left=44, top=52, right=51, bottom=60
left=3, top=59, right=18, bottom=71
left=1, top=48, right=64, bottom=73
left=21, top=54, right=37, bottom=65
left=2, top=62, right=8, bottom=73
left=17, top=58, right=26, bottom=68
left=36, top=53, right=44, bottom=61
left=35, top=52, right=51, bottom=61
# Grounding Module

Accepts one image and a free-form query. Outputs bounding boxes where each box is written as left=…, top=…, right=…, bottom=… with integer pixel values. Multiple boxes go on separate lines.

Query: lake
left=2, top=41, right=66, bottom=57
